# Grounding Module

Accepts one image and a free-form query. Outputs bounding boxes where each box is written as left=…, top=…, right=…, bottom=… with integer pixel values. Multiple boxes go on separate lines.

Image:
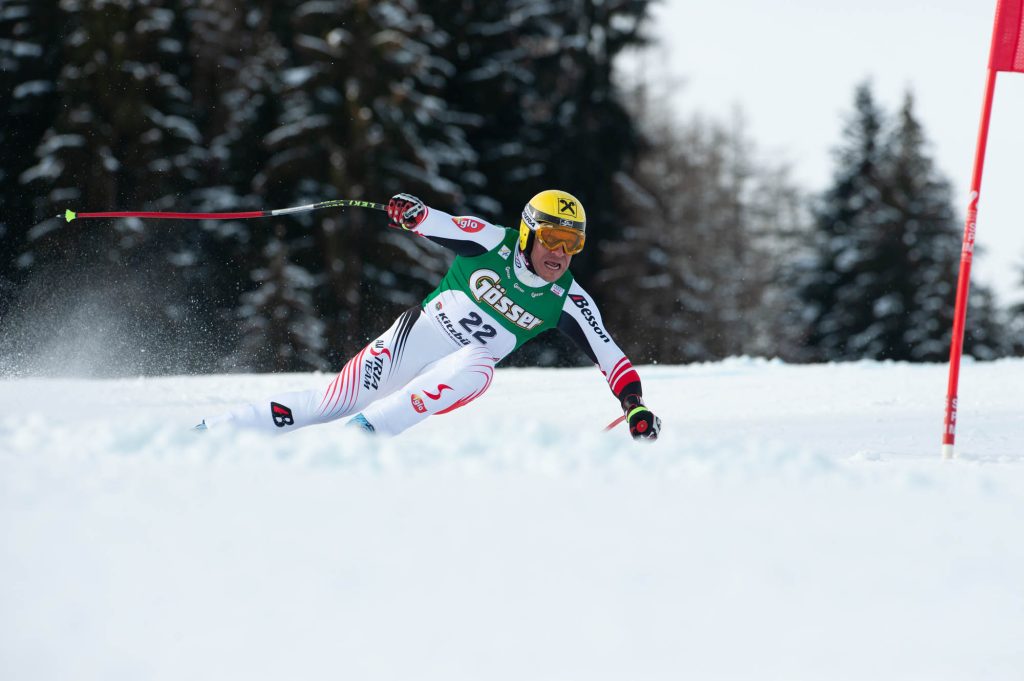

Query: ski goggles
left=534, top=223, right=585, bottom=255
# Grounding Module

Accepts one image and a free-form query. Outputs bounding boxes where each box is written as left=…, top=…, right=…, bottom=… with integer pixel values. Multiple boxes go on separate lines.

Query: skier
left=198, top=190, right=661, bottom=440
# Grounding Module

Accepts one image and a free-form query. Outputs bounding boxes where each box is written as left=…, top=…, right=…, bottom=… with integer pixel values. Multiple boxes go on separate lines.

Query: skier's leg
left=202, top=308, right=454, bottom=433
left=357, top=345, right=497, bottom=436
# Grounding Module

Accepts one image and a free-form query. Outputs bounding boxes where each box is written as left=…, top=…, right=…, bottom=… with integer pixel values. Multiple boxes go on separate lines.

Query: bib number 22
left=458, top=312, right=497, bottom=344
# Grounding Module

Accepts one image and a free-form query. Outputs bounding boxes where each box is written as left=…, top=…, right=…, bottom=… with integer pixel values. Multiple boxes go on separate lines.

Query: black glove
left=627, top=407, right=661, bottom=440
left=621, top=394, right=661, bottom=441
left=387, top=193, right=426, bottom=230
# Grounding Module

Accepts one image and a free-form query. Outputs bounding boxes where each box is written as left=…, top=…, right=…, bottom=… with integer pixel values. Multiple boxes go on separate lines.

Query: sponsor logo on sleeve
left=369, top=339, right=391, bottom=359
left=569, top=294, right=610, bottom=343
left=270, top=402, right=295, bottom=428
left=411, top=393, right=427, bottom=413
left=469, top=269, right=544, bottom=330
left=362, top=340, right=390, bottom=391
left=424, top=384, right=453, bottom=401
left=453, top=216, right=485, bottom=233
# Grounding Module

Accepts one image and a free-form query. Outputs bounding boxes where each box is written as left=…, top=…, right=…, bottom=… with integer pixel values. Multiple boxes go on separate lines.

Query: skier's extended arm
left=556, top=282, right=661, bottom=440
left=387, top=193, right=505, bottom=256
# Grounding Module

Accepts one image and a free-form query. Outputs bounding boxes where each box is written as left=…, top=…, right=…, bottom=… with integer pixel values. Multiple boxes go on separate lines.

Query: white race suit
left=202, top=205, right=645, bottom=436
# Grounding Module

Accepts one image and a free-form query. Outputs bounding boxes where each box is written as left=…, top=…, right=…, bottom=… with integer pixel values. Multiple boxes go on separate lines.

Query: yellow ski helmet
left=518, top=189, right=587, bottom=254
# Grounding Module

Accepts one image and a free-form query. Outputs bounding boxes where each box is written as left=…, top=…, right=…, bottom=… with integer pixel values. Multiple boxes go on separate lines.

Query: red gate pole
left=941, top=68, right=998, bottom=461
left=943, top=0, right=1024, bottom=459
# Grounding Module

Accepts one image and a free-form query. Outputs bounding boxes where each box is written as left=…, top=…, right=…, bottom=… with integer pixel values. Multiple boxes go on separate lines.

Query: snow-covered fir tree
left=600, top=98, right=806, bottom=364
left=172, top=0, right=291, bottom=371
left=884, top=93, right=1006, bottom=360
left=1010, top=266, right=1024, bottom=355
left=798, top=83, right=890, bottom=361
left=799, top=84, right=1007, bottom=361
left=14, top=0, right=211, bottom=370
left=0, top=0, right=63, bottom=312
left=431, top=0, right=655, bottom=365
left=434, top=0, right=652, bottom=239
left=230, top=0, right=473, bottom=370
left=234, top=233, right=327, bottom=372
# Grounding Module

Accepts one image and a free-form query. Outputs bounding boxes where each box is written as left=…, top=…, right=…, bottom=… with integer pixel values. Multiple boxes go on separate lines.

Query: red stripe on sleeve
left=611, top=368, right=641, bottom=396
left=607, top=358, right=631, bottom=389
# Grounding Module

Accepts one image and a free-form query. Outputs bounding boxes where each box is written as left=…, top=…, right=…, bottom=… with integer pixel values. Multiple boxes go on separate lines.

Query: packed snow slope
left=1, top=358, right=1022, bottom=681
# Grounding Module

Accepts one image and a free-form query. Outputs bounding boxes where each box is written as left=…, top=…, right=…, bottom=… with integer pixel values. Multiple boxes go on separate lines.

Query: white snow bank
left=1, top=359, right=1022, bottom=680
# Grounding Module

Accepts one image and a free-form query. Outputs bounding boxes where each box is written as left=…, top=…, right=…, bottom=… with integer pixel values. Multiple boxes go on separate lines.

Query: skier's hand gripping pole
left=386, top=194, right=427, bottom=230
left=620, top=394, right=661, bottom=441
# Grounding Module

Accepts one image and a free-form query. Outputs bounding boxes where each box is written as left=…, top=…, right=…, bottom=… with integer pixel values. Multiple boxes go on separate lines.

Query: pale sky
left=634, top=0, right=1024, bottom=306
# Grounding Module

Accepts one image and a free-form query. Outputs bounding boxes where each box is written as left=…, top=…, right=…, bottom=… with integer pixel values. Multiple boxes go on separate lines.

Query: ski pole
left=603, top=415, right=626, bottom=432
left=61, top=199, right=385, bottom=222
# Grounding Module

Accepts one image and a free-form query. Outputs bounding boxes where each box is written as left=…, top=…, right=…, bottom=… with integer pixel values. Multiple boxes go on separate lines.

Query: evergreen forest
left=1, top=0, right=1020, bottom=376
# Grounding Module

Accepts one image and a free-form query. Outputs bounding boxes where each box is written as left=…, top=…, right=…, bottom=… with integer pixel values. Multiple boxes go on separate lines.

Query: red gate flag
left=941, top=0, right=1024, bottom=460
left=990, top=0, right=1024, bottom=72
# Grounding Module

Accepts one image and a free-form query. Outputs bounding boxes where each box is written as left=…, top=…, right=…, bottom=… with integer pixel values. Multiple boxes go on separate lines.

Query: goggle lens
left=535, top=223, right=585, bottom=255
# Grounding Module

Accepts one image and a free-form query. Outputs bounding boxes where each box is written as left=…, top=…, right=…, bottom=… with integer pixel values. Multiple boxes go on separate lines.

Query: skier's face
left=531, top=237, right=572, bottom=282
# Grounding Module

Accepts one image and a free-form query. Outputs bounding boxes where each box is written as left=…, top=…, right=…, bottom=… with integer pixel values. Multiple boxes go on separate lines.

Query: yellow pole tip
left=65, top=209, right=76, bottom=222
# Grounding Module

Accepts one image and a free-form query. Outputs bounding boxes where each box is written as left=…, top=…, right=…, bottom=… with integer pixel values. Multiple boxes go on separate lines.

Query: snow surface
left=1, top=358, right=1022, bottom=681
